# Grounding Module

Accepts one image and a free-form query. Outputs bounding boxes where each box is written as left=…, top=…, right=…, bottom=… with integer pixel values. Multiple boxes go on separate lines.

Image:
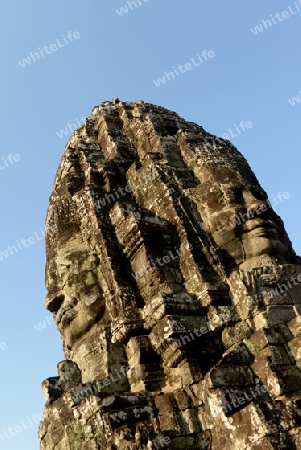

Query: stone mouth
left=57, top=305, right=78, bottom=327
left=242, top=218, right=278, bottom=236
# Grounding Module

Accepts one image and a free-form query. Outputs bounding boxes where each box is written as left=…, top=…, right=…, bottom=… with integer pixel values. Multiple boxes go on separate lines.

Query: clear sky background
left=0, top=1, right=300, bottom=448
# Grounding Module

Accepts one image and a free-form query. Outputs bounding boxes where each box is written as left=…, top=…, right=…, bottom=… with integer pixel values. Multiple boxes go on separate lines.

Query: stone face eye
left=45, top=294, right=65, bottom=313
left=232, top=188, right=244, bottom=205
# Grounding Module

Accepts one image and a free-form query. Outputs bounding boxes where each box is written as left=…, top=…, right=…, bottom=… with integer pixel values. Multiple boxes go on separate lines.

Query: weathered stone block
left=222, top=320, right=253, bottom=348
left=254, top=306, right=295, bottom=328
left=209, top=366, right=255, bottom=388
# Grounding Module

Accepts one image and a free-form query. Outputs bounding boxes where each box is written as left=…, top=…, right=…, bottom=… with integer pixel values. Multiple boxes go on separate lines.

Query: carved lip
left=57, top=305, right=78, bottom=327
left=248, top=228, right=280, bottom=240
left=242, top=218, right=278, bottom=235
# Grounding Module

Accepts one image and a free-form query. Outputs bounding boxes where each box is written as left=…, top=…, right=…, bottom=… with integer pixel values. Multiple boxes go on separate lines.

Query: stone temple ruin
left=39, top=99, right=301, bottom=449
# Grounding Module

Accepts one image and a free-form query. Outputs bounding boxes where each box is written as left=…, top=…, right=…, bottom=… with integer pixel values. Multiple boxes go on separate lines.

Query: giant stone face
left=195, top=165, right=288, bottom=265
left=45, top=231, right=106, bottom=349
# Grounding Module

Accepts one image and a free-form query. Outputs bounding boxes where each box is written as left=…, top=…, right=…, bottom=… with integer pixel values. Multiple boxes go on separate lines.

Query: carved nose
left=45, top=293, right=65, bottom=313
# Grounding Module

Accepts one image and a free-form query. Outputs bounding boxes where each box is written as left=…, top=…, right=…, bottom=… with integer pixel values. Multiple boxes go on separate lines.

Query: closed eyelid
left=66, top=270, right=96, bottom=282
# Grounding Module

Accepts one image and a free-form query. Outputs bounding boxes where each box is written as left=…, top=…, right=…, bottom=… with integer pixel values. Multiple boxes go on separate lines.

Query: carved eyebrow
left=57, top=264, right=71, bottom=279
left=61, top=270, right=96, bottom=288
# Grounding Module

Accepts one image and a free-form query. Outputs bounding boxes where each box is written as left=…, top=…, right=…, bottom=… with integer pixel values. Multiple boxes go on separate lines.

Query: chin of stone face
left=39, top=99, right=301, bottom=450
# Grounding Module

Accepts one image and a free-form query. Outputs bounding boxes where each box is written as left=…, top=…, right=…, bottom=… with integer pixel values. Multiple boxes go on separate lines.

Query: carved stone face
left=196, top=166, right=287, bottom=265
left=45, top=233, right=105, bottom=348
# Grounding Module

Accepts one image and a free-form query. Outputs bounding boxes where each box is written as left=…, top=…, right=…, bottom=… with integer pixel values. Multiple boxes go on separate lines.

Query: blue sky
left=1, top=1, right=300, bottom=448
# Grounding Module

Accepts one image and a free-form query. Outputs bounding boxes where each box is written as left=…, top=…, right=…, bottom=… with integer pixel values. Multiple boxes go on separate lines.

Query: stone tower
left=39, top=100, right=301, bottom=449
